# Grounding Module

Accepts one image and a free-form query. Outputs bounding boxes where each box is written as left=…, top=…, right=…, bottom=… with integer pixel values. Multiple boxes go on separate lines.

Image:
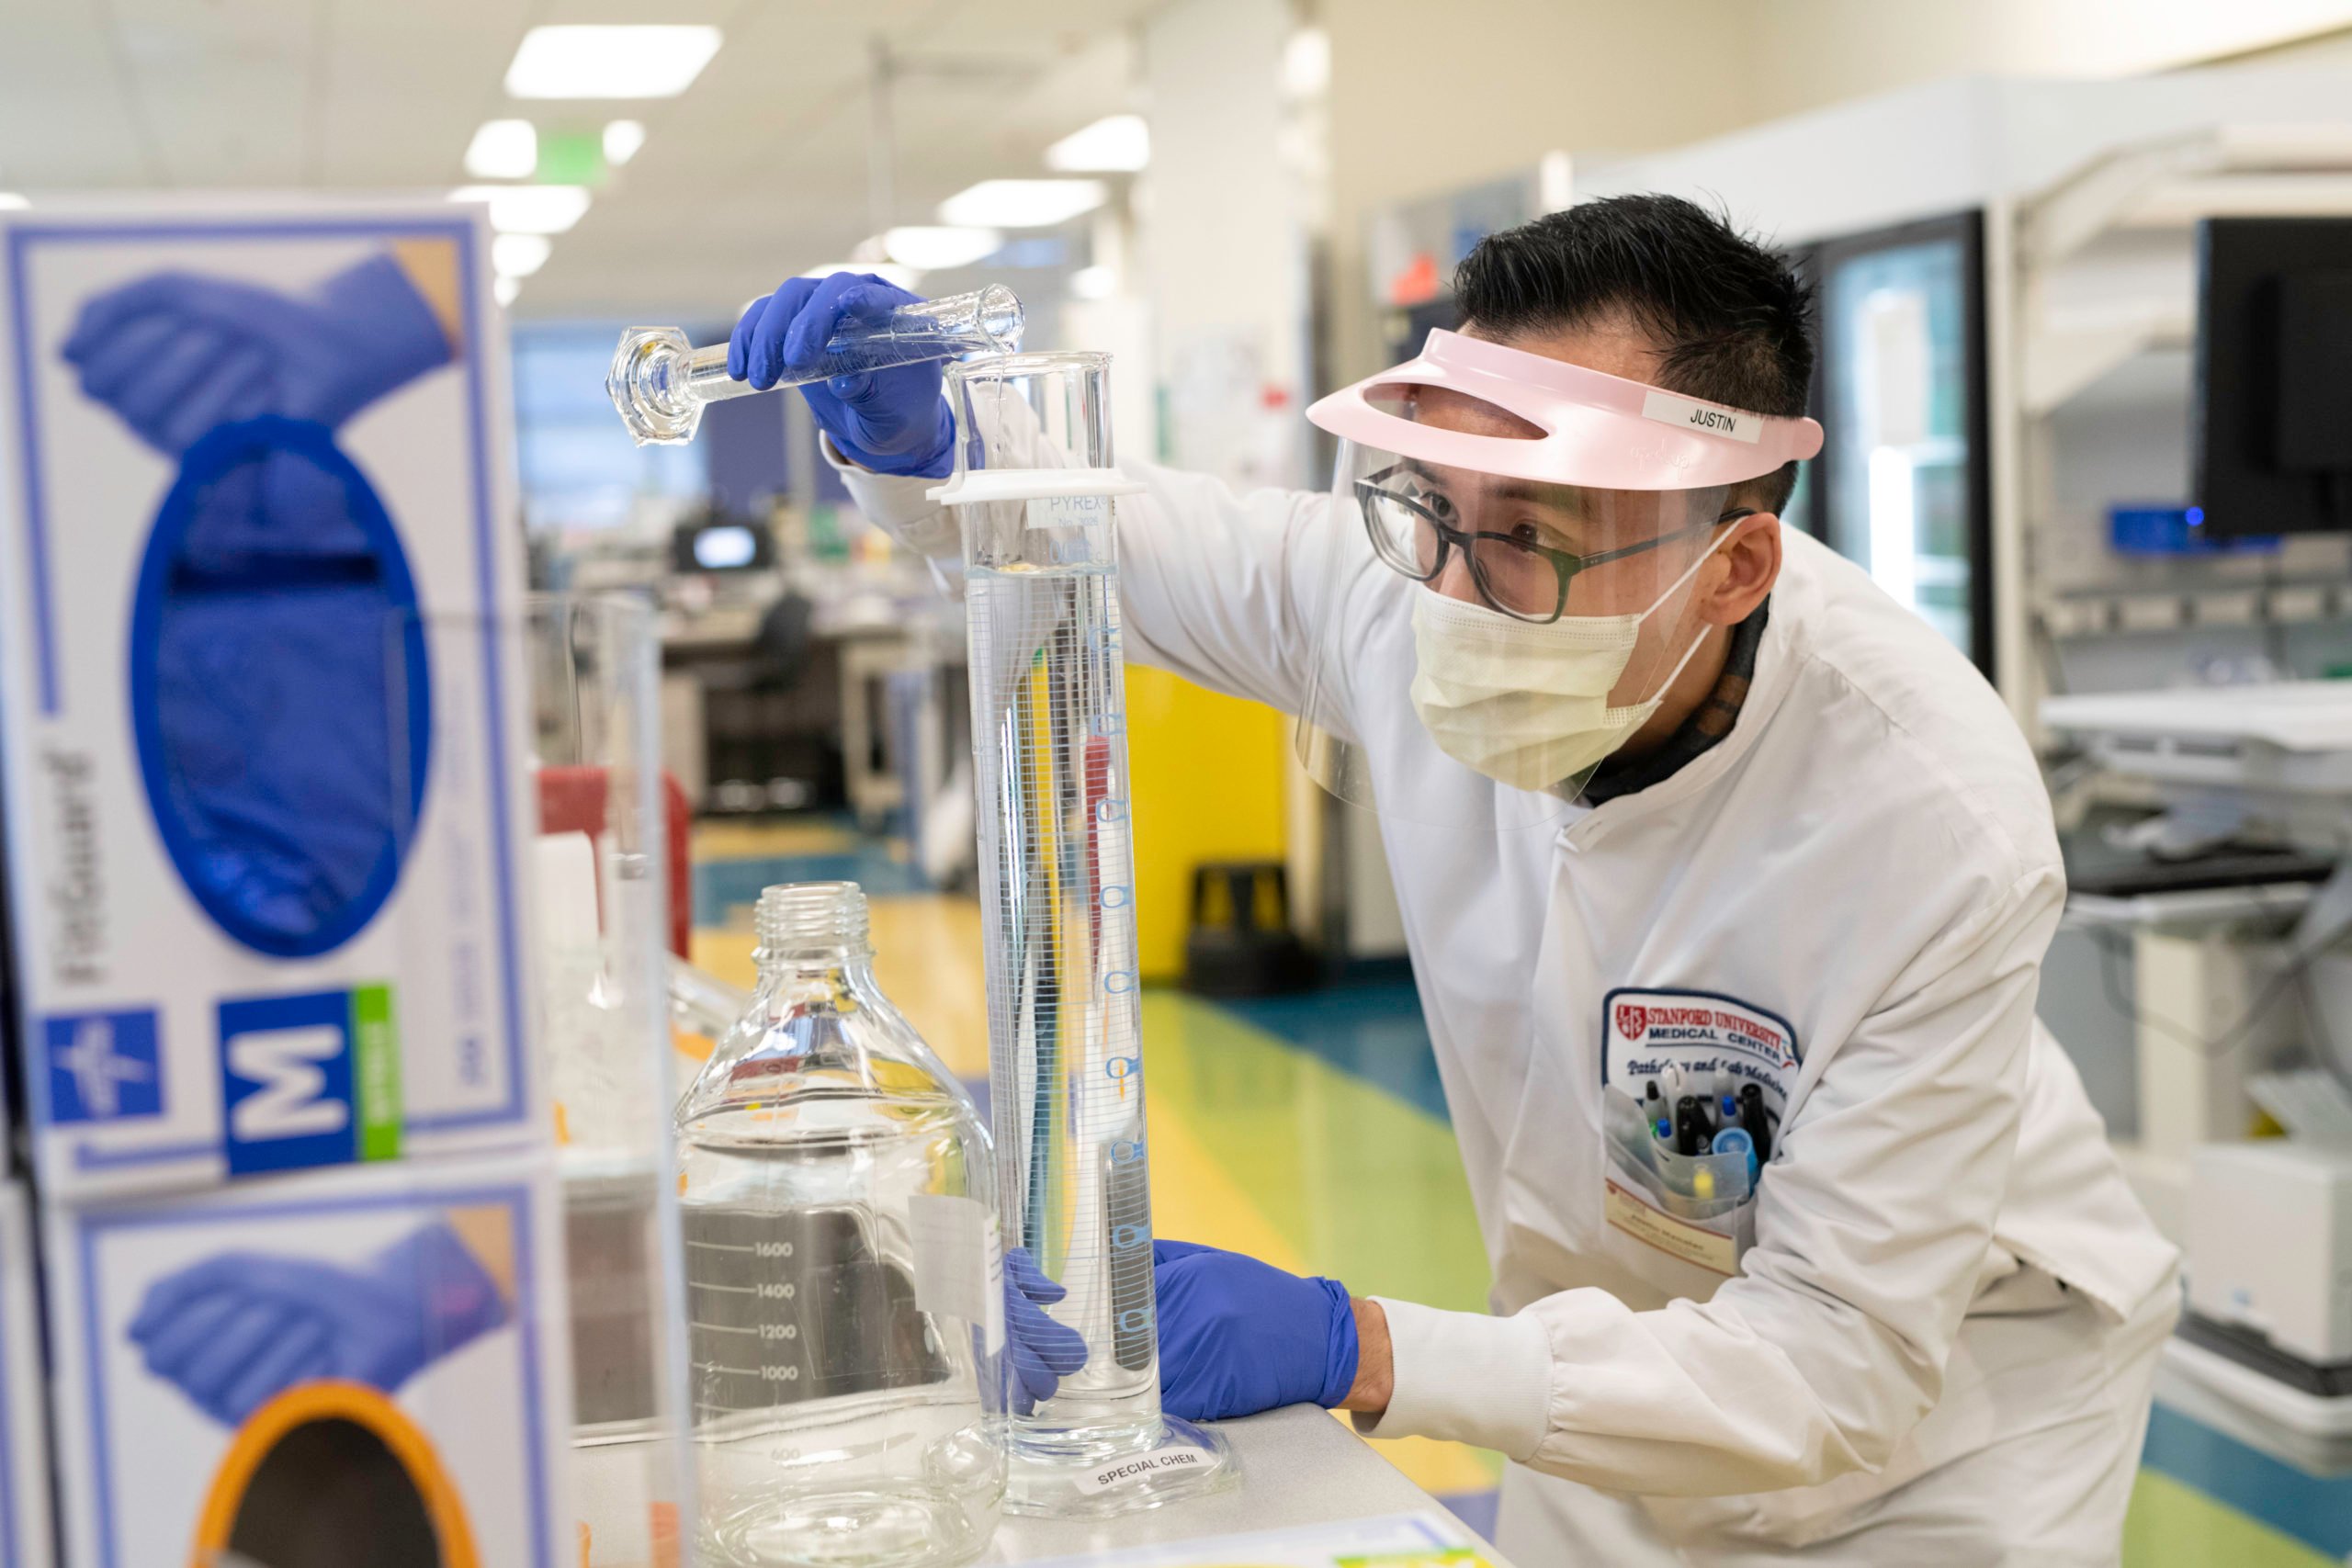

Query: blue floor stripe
left=693, top=851, right=929, bottom=925
left=2140, top=1402, right=2352, bottom=1558
left=1204, top=979, right=1452, bottom=1123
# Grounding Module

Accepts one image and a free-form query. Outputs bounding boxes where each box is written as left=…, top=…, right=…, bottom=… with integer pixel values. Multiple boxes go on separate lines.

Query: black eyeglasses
left=1354, top=463, right=1756, bottom=623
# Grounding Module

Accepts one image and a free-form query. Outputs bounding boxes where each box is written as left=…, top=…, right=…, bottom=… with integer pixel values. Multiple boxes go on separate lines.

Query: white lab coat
left=839, top=444, right=2181, bottom=1562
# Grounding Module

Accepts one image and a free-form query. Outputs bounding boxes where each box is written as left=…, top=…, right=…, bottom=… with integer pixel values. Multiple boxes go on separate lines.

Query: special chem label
left=1073, top=1446, right=1211, bottom=1495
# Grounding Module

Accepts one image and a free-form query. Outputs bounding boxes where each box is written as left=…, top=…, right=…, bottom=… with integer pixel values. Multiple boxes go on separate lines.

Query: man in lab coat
left=736, top=194, right=2180, bottom=1564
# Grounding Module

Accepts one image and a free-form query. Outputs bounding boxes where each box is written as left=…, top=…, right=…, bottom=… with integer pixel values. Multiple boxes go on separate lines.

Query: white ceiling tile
left=2, top=0, right=1153, bottom=315
left=0, top=0, right=159, bottom=186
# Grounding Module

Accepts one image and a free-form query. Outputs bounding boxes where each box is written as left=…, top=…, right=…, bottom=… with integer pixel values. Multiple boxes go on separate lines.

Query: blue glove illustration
left=729, top=272, right=956, bottom=479
left=127, top=1219, right=510, bottom=1427
left=61, top=252, right=453, bottom=456
left=132, top=415, right=429, bottom=959
left=1005, top=1246, right=1089, bottom=1415
left=1152, top=1239, right=1358, bottom=1423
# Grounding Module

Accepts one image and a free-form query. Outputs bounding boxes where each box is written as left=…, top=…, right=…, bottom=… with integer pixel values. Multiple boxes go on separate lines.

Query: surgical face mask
left=1408, top=539, right=1724, bottom=792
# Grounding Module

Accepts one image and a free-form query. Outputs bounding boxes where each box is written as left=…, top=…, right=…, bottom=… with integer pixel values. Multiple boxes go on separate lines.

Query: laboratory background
left=1, top=2, right=2351, bottom=1566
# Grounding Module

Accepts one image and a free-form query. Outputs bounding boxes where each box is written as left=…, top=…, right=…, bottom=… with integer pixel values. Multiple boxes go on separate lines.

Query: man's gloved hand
left=1153, top=1239, right=1359, bottom=1423
left=729, top=272, right=955, bottom=479
left=126, top=1219, right=510, bottom=1427
left=61, top=253, right=454, bottom=455
left=1005, top=1246, right=1090, bottom=1415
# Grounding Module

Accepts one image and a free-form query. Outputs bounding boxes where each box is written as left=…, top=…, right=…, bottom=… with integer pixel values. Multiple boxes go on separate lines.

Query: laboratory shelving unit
left=2001, top=121, right=2352, bottom=741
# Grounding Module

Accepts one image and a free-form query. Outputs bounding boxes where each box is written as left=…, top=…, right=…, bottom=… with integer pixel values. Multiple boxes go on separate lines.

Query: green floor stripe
left=2124, top=1469, right=2336, bottom=1568
left=1141, top=992, right=1493, bottom=1312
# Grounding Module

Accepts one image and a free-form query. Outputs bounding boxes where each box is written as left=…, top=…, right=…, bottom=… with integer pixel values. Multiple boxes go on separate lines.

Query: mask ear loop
left=1621, top=527, right=1741, bottom=711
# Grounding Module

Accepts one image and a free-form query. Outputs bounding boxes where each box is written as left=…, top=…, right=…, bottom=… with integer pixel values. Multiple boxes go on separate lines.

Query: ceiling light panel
left=604, top=120, right=647, bottom=166
left=504, top=26, right=722, bottom=100
left=1046, top=115, right=1149, bottom=174
left=451, top=185, right=592, bottom=235
left=882, top=226, right=1003, bottom=271
left=937, top=180, right=1107, bottom=230
left=492, top=233, right=552, bottom=278
left=465, top=120, right=537, bottom=180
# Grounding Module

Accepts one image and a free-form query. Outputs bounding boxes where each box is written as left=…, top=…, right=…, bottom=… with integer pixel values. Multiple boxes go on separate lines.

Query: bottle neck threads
left=753, top=881, right=874, bottom=969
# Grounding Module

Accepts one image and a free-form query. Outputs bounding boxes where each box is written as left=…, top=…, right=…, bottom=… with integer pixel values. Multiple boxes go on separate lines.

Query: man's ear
left=1699, top=513, right=1781, bottom=627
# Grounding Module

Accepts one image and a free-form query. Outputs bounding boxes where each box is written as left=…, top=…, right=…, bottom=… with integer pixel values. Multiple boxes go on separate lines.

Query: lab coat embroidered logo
left=1615, top=1003, right=1650, bottom=1040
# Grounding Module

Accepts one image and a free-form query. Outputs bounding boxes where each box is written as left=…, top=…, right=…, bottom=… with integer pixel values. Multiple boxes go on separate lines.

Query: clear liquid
left=681, top=1116, right=999, bottom=1567
left=966, top=559, right=1160, bottom=1435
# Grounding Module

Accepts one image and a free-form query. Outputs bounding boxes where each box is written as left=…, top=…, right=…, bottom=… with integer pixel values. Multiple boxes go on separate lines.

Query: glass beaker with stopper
left=676, top=882, right=1008, bottom=1567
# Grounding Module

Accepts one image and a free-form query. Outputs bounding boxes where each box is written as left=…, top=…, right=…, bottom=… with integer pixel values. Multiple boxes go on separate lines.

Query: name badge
left=1640, top=389, right=1762, bottom=445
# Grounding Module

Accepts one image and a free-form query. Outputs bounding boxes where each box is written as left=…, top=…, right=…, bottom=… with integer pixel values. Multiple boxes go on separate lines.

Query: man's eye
left=1507, top=522, right=1542, bottom=547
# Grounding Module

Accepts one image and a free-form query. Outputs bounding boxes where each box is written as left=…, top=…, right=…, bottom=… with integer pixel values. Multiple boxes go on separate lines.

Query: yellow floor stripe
left=689, top=819, right=858, bottom=859
left=1143, top=1088, right=1302, bottom=1271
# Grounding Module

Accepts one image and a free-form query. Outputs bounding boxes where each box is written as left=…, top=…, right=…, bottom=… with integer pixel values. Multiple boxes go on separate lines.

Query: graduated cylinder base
left=1002, top=1413, right=1238, bottom=1518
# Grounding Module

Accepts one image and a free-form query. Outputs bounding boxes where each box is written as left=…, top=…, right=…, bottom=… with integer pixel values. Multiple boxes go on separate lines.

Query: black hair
left=1454, top=193, right=1815, bottom=513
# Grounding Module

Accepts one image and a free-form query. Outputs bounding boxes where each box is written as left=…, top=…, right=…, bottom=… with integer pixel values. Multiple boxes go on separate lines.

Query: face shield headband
left=1305, top=328, right=1822, bottom=492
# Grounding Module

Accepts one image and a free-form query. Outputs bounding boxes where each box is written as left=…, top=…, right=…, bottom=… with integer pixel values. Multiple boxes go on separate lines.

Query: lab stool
left=1184, top=861, right=1314, bottom=998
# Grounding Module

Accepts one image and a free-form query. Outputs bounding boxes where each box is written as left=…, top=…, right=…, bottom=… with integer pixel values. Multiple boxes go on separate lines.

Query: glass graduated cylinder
left=967, top=548, right=1158, bottom=1422
left=607, top=284, right=1023, bottom=446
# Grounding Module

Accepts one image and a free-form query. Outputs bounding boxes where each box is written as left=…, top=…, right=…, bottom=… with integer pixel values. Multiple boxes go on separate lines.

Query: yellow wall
left=1125, top=664, right=1288, bottom=982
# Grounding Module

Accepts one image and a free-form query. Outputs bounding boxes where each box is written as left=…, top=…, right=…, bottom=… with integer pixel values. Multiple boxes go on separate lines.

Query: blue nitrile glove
left=1005, top=1246, right=1090, bottom=1415
left=126, top=1219, right=510, bottom=1427
left=1152, top=1239, right=1358, bottom=1422
left=729, top=272, right=956, bottom=479
left=61, top=253, right=453, bottom=455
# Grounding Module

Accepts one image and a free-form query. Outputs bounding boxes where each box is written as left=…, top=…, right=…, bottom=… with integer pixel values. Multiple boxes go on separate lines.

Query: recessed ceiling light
left=0, top=194, right=28, bottom=211
left=451, top=185, right=591, bottom=235
left=494, top=276, right=522, bottom=308
left=1046, top=115, right=1149, bottom=174
left=604, top=119, right=647, bottom=166
left=937, top=179, right=1106, bottom=230
left=503, top=25, right=721, bottom=100
left=492, top=233, right=551, bottom=278
left=881, top=226, right=1002, bottom=271
left=464, top=119, right=537, bottom=180
left=798, top=261, right=921, bottom=290
left=1283, top=28, right=1330, bottom=98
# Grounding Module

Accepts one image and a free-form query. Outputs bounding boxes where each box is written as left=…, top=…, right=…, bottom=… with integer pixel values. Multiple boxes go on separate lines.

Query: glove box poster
left=43, top=1154, right=571, bottom=1568
left=0, top=203, right=541, bottom=1197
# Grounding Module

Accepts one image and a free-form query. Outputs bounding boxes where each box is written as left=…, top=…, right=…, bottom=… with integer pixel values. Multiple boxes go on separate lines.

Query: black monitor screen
left=693, top=524, right=759, bottom=570
left=672, top=517, right=772, bottom=574
left=2195, top=217, right=2352, bottom=537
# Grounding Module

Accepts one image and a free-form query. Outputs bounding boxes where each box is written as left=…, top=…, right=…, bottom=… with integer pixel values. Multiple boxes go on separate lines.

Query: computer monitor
left=2193, top=217, right=2352, bottom=538
left=672, top=515, right=775, bottom=574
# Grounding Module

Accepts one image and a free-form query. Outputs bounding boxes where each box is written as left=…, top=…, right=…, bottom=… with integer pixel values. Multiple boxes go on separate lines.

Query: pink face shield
left=1306, top=328, right=1822, bottom=491
left=1292, top=330, right=1824, bottom=829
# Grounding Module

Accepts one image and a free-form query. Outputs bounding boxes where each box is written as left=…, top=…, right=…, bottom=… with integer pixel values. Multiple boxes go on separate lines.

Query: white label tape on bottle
left=1071, top=1445, right=1213, bottom=1495
left=909, top=1193, right=1003, bottom=1353
left=1640, top=389, right=1761, bottom=444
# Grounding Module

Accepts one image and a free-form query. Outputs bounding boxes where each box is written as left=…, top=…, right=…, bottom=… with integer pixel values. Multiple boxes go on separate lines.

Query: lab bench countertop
left=980, top=1404, right=1516, bottom=1564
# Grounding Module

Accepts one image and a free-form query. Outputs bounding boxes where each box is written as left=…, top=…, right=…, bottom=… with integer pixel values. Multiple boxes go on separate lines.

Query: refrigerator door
left=1805, top=212, right=1992, bottom=673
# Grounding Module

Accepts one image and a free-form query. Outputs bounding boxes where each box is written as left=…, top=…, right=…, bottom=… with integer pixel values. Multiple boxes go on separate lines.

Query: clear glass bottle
left=676, top=882, right=1007, bottom=1567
